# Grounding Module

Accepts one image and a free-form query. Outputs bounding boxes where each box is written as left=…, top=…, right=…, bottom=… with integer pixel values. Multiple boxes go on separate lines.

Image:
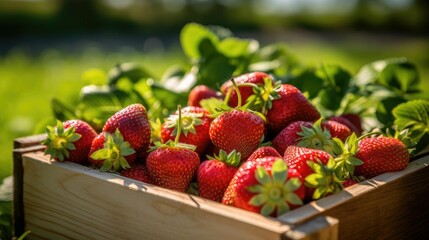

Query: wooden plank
left=278, top=154, right=429, bottom=239
left=13, top=134, right=46, bottom=149
left=22, top=152, right=292, bottom=240
left=13, top=145, right=47, bottom=238
left=283, top=216, right=338, bottom=240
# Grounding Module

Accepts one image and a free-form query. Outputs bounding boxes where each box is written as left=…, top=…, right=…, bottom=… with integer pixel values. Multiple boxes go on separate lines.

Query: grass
left=0, top=35, right=428, bottom=181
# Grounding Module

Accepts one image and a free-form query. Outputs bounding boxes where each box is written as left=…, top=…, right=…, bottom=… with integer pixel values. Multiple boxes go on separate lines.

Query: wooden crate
left=13, top=135, right=429, bottom=239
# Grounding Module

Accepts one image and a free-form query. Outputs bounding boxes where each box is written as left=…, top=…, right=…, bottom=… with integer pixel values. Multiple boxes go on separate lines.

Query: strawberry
left=188, top=85, right=223, bottom=107
left=88, top=130, right=136, bottom=171
left=210, top=79, right=265, bottom=160
left=342, top=179, right=357, bottom=188
left=221, top=72, right=271, bottom=108
left=161, top=106, right=211, bottom=155
left=222, top=157, right=305, bottom=217
left=340, top=113, right=363, bottom=135
left=210, top=109, right=264, bottom=160
left=245, top=146, right=281, bottom=163
left=355, top=137, right=410, bottom=179
left=197, top=150, right=241, bottom=202
left=284, top=146, right=342, bottom=200
left=329, top=116, right=360, bottom=136
left=146, top=106, right=200, bottom=192
left=103, top=103, right=151, bottom=155
left=267, top=84, right=320, bottom=135
left=322, top=120, right=352, bottom=142
left=272, top=121, right=313, bottom=156
left=42, top=120, right=97, bottom=164
left=121, top=163, right=153, bottom=184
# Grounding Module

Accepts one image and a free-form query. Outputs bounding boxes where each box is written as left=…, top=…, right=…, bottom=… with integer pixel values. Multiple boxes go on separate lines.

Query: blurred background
left=0, top=1, right=428, bottom=236
left=2, top=0, right=429, bottom=178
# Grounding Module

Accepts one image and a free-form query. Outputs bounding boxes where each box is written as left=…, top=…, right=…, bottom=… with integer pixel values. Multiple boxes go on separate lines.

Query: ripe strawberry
left=355, top=137, right=410, bottom=179
left=342, top=179, right=357, bottom=188
left=88, top=130, right=136, bottom=171
left=340, top=113, right=363, bottom=135
left=121, top=163, right=153, bottom=184
left=197, top=150, right=241, bottom=202
left=284, top=146, right=342, bottom=200
left=42, top=120, right=97, bottom=164
left=245, top=146, right=281, bottom=163
left=210, top=109, right=264, bottom=160
left=322, top=120, right=352, bottom=142
left=329, top=116, right=360, bottom=136
left=210, top=78, right=265, bottom=160
left=188, top=85, right=223, bottom=107
left=146, top=106, right=200, bottom=192
left=103, top=103, right=151, bottom=155
left=222, top=157, right=305, bottom=217
left=221, top=72, right=271, bottom=107
left=272, top=121, right=313, bottom=156
left=161, top=106, right=211, bottom=155
left=267, top=84, right=320, bottom=135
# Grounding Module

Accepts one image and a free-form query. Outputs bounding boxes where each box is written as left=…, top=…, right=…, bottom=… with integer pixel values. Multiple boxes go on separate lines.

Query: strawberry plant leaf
left=200, top=98, right=224, bottom=115
left=108, top=62, right=153, bottom=86
left=51, top=98, right=77, bottom=121
left=392, top=100, right=429, bottom=152
left=287, top=70, right=324, bottom=99
left=180, top=23, right=219, bottom=60
left=375, top=96, right=406, bottom=128
left=218, top=38, right=258, bottom=58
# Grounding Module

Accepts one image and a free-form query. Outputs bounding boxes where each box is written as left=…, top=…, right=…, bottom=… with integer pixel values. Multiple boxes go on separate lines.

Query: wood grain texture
left=13, top=134, right=46, bottom=149
left=279, top=154, right=429, bottom=239
left=22, top=152, right=291, bottom=240
left=283, top=216, right=338, bottom=240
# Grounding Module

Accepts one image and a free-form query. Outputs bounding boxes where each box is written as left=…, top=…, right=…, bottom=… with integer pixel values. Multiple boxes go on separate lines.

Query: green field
left=1, top=35, right=428, bottom=181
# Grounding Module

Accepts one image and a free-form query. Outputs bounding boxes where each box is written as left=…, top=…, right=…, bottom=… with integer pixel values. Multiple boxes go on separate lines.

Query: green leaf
left=108, top=62, right=152, bottom=86
left=180, top=23, right=219, bottom=59
left=200, top=98, right=224, bottom=115
left=316, top=65, right=352, bottom=111
left=287, top=70, right=324, bottom=99
left=376, top=96, right=407, bottom=127
left=51, top=98, right=77, bottom=121
left=218, top=38, right=258, bottom=58
left=198, top=55, right=236, bottom=88
left=393, top=100, right=429, bottom=151
left=379, top=61, right=420, bottom=93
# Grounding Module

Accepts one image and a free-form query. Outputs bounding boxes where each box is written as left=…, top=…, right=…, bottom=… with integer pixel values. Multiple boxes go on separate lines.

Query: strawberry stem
left=174, top=105, right=182, bottom=144
left=231, top=79, right=242, bottom=107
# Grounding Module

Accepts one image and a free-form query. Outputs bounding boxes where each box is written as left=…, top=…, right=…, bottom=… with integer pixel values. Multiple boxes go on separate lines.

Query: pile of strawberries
left=42, top=72, right=411, bottom=217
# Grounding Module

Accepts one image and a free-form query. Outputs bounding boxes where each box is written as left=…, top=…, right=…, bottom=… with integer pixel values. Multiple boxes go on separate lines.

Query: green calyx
left=332, top=133, right=363, bottom=180
left=164, top=112, right=203, bottom=137
left=247, top=77, right=282, bottom=115
left=305, top=158, right=343, bottom=200
left=208, top=150, right=241, bottom=167
left=90, top=129, right=135, bottom=172
left=150, top=105, right=197, bottom=152
left=297, top=119, right=338, bottom=155
left=247, top=159, right=303, bottom=216
left=385, top=127, right=416, bottom=153
left=42, top=120, right=81, bottom=161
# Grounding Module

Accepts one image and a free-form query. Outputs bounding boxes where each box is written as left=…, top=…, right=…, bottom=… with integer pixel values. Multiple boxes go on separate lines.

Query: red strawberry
left=222, top=157, right=305, bottom=217
left=188, top=85, right=223, bottom=107
left=342, top=179, right=357, bottom=188
left=267, top=84, right=320, bottom=135
left=341, top=113, right=363, bottom=135
left=284, top=146, right=342, bottom=200
left=210, top=109, right=264, bottom=160
left=221, top=72, right=271, bottom=107
left=197, top=150, right=241, bottom=202
left=272, top=121, right=313, bottom=156
left=103, top=103, right=151, bottom=155
left=245, top=146, right=281, bottom=163
left=146, top=105, right=200, bottom=192
left=121, top=163, right=152, bottom=184
left=42, top=120, right=97, bottom=164
left=329, top=116, right=360, bottom=136
left=322, top=120, right=352, bottom=142
left=88, top=131, right=137, bottom=171
left=161, top=106, right=211, bottom=155
left=355, top=137, right=410, bottom=179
